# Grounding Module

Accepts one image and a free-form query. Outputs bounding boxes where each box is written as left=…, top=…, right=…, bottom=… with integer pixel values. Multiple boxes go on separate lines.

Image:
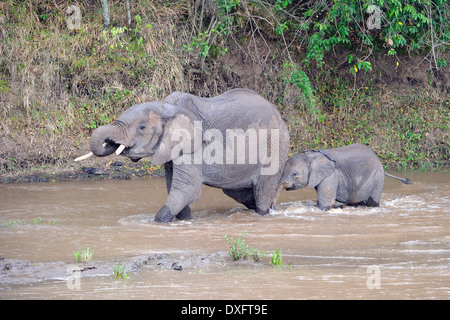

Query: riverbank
left=1, top=155, right=448, bottom=185
left=0, top=157, right=165, bottom=184
left=0, top=1, right=448, bottom=181
left=1, top=82, right=448, bottom=184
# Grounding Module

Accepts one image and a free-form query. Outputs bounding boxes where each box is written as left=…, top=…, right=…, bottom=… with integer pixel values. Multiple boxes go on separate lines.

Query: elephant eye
left=292, top=171, right=298, bottom=177
left=139, top=124, right=146, bottom=130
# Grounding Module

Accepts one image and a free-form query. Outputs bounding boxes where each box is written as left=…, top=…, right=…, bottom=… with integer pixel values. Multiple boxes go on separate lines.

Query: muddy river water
left=0, top=170, right=449, bottom=299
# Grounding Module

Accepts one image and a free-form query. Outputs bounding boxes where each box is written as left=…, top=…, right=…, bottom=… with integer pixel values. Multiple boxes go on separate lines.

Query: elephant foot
left=154, top=205, right=175, bottom=223
left=366, top=197, right=380, bottom=207
left=317, top=202, right=331, bottom=211
left=255, top=206, right=270, bottom=216
left=175, top=206, right=192, bottom=220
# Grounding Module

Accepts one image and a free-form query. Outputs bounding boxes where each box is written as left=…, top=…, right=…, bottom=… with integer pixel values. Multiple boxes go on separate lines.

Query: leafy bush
left=224, top=232, right=265, bottom=262
left=186, top=1, right=449, bottom=73
left=0, top=0, right=447, bottom=176
left=286, top=0, right=449, bottom=72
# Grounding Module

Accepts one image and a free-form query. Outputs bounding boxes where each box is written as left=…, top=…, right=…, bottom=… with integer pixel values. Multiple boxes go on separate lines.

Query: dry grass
left=0, top=0, right=448, bottom=177
left=0, top=1, right=190, bottom=174
left=0, top=0, right=289, bottom=176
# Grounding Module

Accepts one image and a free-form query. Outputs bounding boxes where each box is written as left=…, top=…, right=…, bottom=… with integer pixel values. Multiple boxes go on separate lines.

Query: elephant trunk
left=272, top=180, right=288, bottom=209
left=89, top=124, right=124, bottom=157
left=74, top=122, right=130, bottom=162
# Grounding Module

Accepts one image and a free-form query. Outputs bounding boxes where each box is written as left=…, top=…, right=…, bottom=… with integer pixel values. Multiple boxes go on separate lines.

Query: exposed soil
left=0, top=252, right=252, bottom=289
left=0, top=158, right=165, bottom=184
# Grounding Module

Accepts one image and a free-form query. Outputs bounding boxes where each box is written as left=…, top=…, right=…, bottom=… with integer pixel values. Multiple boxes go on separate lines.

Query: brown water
left=0, top=171, right=449, bottom=299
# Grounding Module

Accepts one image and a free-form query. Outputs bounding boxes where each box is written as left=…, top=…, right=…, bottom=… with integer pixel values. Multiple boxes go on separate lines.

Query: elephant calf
left=279, top=143, right=411, bottom=210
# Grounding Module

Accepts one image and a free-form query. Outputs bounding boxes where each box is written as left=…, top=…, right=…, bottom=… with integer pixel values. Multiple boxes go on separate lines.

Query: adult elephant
left=75, top=88, right=290, bottom=222
left=276, top=143, right=411, bottom=210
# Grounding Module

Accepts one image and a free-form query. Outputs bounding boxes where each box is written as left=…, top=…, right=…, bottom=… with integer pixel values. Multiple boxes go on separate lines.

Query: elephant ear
left=152, top=113, right=199, bottom=165
left=307, top=153, right=336, bottom=188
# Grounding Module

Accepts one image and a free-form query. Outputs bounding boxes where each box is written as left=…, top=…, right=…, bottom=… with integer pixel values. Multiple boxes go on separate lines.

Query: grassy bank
left=0, top=1, right=448, bottom=181
left=284, top=79, right=449, bottom=170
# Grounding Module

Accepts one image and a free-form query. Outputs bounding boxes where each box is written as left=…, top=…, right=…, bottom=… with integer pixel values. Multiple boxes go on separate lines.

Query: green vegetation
left=73, top=247, right=94, bottom=263
left=224, top=232, right=265, bottom=262
left=2, top=217, right=60, bottom=227
left=285, top=82, right=449, bottom=169
left=113, top=263, right=129, bottom=279
left=275, top=0, right=449, bottom=73
left=224, top=232, right=293, bottom=267
left=0, top=1, right=448, bottom=178
left=269, top=248, right=290, bottom=268
left=269, top=248, right=283, bottom=267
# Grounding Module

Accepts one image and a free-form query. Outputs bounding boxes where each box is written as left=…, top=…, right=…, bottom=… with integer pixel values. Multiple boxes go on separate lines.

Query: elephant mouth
left=75, top=132, right=147, bottom=163
left=104, top=140, right=143, bottom=162
left=286, top=183, right=305, bottom=191
left=74, top=140, right=127, bottom=162
left=104, top=140, right=128, bottom=155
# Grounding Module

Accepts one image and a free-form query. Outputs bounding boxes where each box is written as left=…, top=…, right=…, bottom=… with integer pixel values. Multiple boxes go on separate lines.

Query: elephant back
left=325, top=143, right=384, bottom=194
left=165, top=89, right=287, bottom=133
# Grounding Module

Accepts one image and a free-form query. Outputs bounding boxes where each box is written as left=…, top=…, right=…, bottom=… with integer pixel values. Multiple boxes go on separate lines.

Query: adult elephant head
left=79, top=102, right=198, bottom=165
left=75, top=89, right=290, bottom=223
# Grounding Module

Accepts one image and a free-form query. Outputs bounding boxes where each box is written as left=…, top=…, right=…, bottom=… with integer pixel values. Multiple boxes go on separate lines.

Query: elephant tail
left=384, top=172, right=412, bottom=184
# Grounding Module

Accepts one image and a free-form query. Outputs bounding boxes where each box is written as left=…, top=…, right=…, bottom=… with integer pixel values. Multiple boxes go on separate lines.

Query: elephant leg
left=155, top=164, right=202, bottom=223
left=253, top=173, right=283, bottom=215
left=175, top=206, right=192, bottom=220
left=365, top=197, right=379, bottom=207
left=222, top=188, right=256, bottom=210
left=365, top=176, right=384, bottom=207
left=354, top=173, right=384, bottom=207
left=163, top=162, right=192, bottom=221
left=315, top=177, right=337, bottom=211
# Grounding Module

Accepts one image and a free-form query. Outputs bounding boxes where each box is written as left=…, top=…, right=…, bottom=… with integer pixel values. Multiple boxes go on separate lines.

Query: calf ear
left=307, top=155, right=335, bottom=188
left=152, top=113, right=199, bottom=165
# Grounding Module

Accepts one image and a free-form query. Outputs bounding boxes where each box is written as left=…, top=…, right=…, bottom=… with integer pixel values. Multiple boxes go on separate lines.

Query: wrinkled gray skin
left=87, top=88, right=289, bottom=222
left=279, top=144, right=411, bottom=210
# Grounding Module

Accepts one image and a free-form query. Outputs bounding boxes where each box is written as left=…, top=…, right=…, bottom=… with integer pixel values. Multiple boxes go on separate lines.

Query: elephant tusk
left=74, top=152, right=94, bottom=162
left=115, top=144, right=126, bottom=155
